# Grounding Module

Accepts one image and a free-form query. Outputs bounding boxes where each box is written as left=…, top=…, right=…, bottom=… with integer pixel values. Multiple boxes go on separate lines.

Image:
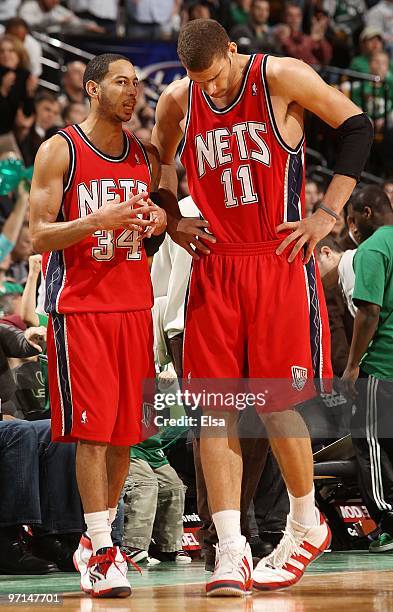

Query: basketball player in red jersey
left=151, top=20, right=373, bottom=596
left=29, top=54, right=166, bottom=598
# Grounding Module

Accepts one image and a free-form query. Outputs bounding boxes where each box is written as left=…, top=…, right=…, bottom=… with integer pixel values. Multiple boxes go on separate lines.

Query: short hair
left=316, top=235, right=343, bottom=255
left=350, top=185, right=391, bottom=214
left=177, top=19, right=230, bottom=71
left=83, top=53, right=131, bottom=93
left=0, top=294, right=18, bottom=316
left=5, top=17, right=29, bottom=32
left=34, top=91, right=58, bottom=107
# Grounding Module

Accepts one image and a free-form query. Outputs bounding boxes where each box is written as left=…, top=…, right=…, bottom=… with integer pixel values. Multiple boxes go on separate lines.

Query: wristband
left=316, top=204, right=340, bottom=221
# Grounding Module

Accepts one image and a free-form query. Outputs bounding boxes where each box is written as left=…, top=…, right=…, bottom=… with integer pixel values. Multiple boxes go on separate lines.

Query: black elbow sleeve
left=334, top=113, right=374, bottom=181
left=144, top=232, right=166, bottom=257
left=144, top=191, right=166, bottom=256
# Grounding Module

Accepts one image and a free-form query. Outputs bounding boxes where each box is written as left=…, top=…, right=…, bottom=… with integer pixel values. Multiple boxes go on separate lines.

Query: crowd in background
left=0, top=0, right=392, bottom=578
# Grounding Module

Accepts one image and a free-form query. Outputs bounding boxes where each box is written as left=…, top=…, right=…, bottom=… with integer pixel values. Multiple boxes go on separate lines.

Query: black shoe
left=0, top=533, right=59, bottom=575
left=256, top=531, right=284, bottom=558
left=202, top=546, right=216, bottom=572
left=32, top=534, right=76, bottom=572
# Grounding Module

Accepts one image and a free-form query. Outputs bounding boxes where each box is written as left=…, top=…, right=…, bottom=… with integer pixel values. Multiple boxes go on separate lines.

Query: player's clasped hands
left=169, top=216, right=216, bottom=260
left=95, top=192, right=166, bottom=235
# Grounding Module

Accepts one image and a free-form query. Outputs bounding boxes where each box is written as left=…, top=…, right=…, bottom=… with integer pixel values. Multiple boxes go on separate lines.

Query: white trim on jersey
left=179, top=80, right=194, bottom=161
left=72, top=124, right=130, bottom=162
left=260, top=55, right=304, bottom=156
left=58, top=129, right=76, bottom=192
left=201, top=55, right=256, bottom=115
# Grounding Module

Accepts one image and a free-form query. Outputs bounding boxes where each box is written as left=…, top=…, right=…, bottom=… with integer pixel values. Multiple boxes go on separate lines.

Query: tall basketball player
left=29, top=54, right=166, bottom=598
left=151, top=19, right=373, bottom=596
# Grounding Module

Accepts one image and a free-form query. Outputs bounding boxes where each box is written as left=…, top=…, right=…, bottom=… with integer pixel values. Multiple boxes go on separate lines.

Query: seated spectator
left=58, top=61, right=88, bottom=111
left=0, top=180, right=29, bottom=264
left=350, top=26, right=388, bottom=74
left=126, top=0, right=177, bottom=40
left=305, top=178, right=325, bottom=216
left=8, top=222, right=33, bottom=285
left=0, top=417, right=83, bottom=573
left=275, top=2, right=332, bottom=65
left=122, top=432, right=190, bottom=565
left=5, top=17, right=43, bottom=77
left=316, top=237, right=355, bottom=376
left=17, top=92, right=60, bottom=167
left=352, top=51, right=393, bottom=130
left=228, top=0, right=252, bottom=29
left=19, top=0, right=104, bottom=36
left=230, top=0, right=277, bottom=54
left=0, top=34, right=37, bottom=137
left=67, top=0, right=119, bottom=36
left=184, top=0, right=213, bottom=21
left=366, top=0, right=393, bottom=57
left=62, top=101, right=88, bottom=126
left=0, top=1, right=21, bottom=26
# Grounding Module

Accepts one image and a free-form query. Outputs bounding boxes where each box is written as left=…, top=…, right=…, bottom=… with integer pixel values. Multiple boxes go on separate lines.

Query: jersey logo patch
left=252, top=83, right=257, bottom=96
left=291, top=366, right=308, bottom=391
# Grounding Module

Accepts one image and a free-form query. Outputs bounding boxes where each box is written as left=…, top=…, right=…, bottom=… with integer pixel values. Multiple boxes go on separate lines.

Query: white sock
left=108, top=507, right=117, bottom=525
left=84, top=510, right=113, bottom=554
left=212, top=510, right=243, bottom=549
left=288, top=487, right=317, bottom=528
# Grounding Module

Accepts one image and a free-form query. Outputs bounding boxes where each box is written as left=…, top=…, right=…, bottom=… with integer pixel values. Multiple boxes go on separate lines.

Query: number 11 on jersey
left=221, top=164, right=258, bottom=208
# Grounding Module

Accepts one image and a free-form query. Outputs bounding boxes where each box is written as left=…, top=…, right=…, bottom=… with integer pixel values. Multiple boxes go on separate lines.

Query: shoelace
left=88, top=547, right=142, bottom=574
left=264, top=529, right=304, bottom=570
left=215, top=544, right=245, bottom=573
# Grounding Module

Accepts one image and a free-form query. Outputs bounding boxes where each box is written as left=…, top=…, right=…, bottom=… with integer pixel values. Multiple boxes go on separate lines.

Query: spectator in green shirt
left=342, top=185, right=393, bottom=553
left=352, top=51, right=393, bottom=125
left=350, top=26, right=388, bottom=74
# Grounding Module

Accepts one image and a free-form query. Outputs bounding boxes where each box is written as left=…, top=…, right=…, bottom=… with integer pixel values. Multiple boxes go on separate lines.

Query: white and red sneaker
left=253, top=510, right=331, bottom=592
left=73, top=533, right=93, bottom=594
left=88, top=546, right=141, bottom=598
left=206, top=537, right=253, bottom=597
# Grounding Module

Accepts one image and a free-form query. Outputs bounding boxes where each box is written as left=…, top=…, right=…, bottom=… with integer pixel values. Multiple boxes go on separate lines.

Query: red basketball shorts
left=47, top=310, right=155, bottom=445
left=183, top=240, right=332, bottom=413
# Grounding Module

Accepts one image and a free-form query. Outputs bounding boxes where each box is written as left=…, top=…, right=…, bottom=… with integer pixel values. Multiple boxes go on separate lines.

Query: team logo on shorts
left=291, top=366, right=308, bottom=391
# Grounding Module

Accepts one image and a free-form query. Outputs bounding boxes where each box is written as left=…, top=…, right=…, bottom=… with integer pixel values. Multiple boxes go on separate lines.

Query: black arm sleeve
left=334, top=113, right=374, bottom=181
left=144, top=191, right=166, bottom=257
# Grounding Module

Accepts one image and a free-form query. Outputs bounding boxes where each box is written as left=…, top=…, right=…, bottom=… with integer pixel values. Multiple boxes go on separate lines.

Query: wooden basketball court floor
left=1, top=553, right=393, bottom=611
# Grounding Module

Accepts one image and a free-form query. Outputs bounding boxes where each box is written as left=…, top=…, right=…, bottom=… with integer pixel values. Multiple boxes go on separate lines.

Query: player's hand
left=138, top=200, right=167, bottom=239
left=94, top=192, right=160, bottom=232
left=25, top=326, right=47, bottom=352
left=341, top=365, right=359, bottom=400
left=28, top=254, right=42, bottom=277
left=168, top=216, right=216, bottom=260
left=276, top=208, right=336, bottom=263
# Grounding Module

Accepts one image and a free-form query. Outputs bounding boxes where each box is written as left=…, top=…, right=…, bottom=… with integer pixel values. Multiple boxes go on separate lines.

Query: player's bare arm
left=266, top=57, right=373, bottom=263
left=29, top=135, right=158, bottom=253
left=151, top=79, right=216, bottom=260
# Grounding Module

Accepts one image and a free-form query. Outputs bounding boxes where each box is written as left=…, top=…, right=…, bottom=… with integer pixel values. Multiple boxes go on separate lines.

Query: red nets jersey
left=180, top=54, right=306, bottom=243
left=42, top=125, right=153, bottom=314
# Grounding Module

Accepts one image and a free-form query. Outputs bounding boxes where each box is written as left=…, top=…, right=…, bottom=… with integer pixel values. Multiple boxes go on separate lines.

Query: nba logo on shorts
left=81, top=410, right=88, bottom=424
left=291, top=366, right=308, bottom=391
